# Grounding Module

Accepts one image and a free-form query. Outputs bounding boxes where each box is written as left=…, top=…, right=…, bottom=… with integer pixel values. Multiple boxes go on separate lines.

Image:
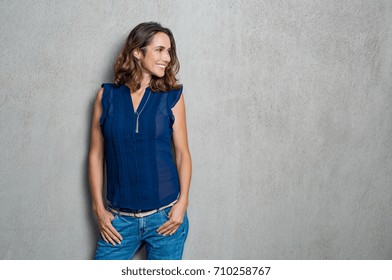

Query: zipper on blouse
left=135, top=114, right=140, bottom=133
left=134, top=90, right=151, bottom=133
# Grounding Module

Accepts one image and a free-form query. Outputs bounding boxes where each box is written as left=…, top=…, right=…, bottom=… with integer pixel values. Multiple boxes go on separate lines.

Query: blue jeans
left=94, top=206, right=189, bottom=260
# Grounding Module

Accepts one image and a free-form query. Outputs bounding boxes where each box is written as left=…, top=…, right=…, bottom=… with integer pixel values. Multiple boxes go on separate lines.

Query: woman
left=88, top=22, right=191, bottom=260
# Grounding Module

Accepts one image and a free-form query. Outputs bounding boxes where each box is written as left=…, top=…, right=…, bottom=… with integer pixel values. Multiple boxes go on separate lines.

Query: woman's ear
left=133, top=49, right=142, bottom=60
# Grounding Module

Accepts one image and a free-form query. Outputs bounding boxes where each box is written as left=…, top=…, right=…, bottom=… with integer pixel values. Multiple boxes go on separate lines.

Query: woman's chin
left=152, top=73, right=165, bottom=78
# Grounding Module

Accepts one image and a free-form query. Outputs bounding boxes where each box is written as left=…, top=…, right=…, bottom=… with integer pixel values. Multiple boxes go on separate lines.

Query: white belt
left=108, top=200, right=177, bottom=218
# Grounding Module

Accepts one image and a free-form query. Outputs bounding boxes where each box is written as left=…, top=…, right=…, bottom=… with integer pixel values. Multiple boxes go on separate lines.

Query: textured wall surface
left=0, top=0, right=391, bottom=259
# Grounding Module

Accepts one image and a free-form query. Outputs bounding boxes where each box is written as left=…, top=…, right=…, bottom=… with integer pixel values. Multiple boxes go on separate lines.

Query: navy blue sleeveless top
left=99, top=83, right=182, bottom=211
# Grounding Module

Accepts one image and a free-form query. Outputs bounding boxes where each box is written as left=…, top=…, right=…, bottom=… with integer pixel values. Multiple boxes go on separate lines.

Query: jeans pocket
left=160, top=206, right=171, bottom=220
left=110, top=214, right=121, bottom=227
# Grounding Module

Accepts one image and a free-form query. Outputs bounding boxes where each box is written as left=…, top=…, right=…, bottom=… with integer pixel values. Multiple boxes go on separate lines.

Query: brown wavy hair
left=114, top=22, right=182, bottom=92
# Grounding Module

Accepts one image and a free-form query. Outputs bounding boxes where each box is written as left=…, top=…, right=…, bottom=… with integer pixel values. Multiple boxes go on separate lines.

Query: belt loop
left=134, top=210, right=142, bottom=218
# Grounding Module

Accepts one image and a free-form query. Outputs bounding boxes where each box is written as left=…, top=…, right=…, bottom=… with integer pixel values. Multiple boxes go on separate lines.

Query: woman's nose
left=163, top=51, right=171, bottom=63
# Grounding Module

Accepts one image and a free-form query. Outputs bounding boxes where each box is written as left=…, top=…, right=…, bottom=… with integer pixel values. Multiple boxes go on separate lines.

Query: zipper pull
left=135, top=114, right=139, bottom=133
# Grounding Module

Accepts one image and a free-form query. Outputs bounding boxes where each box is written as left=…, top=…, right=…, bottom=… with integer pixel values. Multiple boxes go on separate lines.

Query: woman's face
left=137, top=32, right=171, bottom=78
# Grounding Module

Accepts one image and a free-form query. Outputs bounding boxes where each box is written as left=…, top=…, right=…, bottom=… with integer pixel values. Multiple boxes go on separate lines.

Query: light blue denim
left=94, top=206, right=189, bottom=260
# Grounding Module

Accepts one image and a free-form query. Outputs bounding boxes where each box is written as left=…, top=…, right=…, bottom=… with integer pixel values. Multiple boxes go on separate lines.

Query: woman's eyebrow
left=155, top=45, right=171, bottom=49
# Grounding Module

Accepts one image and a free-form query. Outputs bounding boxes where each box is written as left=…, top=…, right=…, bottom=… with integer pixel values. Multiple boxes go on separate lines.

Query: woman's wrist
left=176, top=197, right=189, bottom=208
left=93, top=203, right=106, bottom=217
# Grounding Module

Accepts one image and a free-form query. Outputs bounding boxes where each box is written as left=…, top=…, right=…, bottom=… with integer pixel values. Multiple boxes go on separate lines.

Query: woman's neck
left=140, top=72, right=151, bottom=89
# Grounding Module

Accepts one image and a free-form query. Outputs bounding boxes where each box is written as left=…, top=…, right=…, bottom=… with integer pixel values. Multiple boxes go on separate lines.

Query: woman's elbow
left=89, top=147, right=104, bottom=164
left=176, top=149, right=192, bottom=166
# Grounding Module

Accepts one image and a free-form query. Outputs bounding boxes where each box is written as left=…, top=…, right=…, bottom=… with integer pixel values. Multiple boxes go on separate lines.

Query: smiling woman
left=135, top=33, right=171, bottom=77
left=88, top=22, right=192, bottom=260
left=114, top=22, right=182, bottom=93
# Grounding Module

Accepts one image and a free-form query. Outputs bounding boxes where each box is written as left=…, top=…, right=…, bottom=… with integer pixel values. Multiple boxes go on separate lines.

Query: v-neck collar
left=123, top=84, right=150, bottom=114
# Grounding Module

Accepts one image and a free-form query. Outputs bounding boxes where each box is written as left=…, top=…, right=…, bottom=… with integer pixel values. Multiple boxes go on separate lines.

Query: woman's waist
left=107, top=192, right=180, bottom=212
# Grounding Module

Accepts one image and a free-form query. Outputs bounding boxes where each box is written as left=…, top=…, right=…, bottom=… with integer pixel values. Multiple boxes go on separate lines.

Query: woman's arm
left=88, top=87, right=122, bottom=245
left=157, top=94, right=192, bottom=236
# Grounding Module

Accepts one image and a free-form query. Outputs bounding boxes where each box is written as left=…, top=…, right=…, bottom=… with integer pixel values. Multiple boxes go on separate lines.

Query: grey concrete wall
left=0, top=0, right=391, bottom=259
